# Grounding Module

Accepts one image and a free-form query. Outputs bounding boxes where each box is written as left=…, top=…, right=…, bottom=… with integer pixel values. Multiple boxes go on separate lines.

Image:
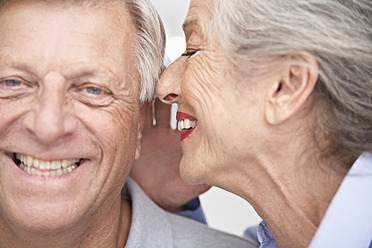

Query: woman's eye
left=86, top=86, right=102, bottom=95
left=4, top=79, right=22, bottom=87
left=181, top=51, right=197, bottom=57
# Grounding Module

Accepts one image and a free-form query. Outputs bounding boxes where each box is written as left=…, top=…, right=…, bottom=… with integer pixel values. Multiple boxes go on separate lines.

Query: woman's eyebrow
left=182, top=19, right=200, bottom=39
left=182, top=19, right=198, bottom=32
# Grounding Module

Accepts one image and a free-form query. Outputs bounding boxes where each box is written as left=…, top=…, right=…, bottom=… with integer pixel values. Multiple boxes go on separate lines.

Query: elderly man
left=0, top=0, right=257, bottom=247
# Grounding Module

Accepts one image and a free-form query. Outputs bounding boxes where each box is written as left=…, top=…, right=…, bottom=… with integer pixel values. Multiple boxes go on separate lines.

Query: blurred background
left=149, top=0, right=262, bottom=236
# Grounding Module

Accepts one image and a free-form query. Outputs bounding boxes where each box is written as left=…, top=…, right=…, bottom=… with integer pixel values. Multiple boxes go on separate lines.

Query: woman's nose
left=156, top=57, right=185, bottom=104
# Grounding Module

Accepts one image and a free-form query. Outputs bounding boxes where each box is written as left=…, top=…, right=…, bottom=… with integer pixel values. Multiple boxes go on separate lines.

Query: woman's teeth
left=178, top=119, right=197, bottom=132
left=14, top=153, right=81, bottom=177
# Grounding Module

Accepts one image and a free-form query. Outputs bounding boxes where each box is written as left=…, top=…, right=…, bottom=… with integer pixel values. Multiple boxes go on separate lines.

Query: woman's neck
left=213, top=144, right=347, bottom=247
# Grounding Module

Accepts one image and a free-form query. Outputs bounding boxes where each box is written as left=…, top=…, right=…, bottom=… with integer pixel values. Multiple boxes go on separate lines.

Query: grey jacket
left=123, top=178, right=258, bottom=248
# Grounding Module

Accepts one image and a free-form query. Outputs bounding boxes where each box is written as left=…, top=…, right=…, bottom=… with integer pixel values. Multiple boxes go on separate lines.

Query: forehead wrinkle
left=0, top=0, right=133, bottom=47
left=0, top=1, right=137, bottom=78
left=61, top=63, right=117, bottom=82
left=0, top=51, right=49, bottom=81
left=0, top=51, right=116, bottom=81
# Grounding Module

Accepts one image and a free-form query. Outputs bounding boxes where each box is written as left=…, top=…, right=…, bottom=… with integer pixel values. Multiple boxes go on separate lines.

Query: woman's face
left=157, top=0, right=268, bottom=185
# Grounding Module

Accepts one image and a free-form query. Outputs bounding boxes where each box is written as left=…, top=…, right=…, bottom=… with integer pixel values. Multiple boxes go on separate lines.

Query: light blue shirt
left=309, top=153, right=372, bottom=248
left=251, top=153, right=372, bottom=248
left=178, top=197, right=207, bottom=224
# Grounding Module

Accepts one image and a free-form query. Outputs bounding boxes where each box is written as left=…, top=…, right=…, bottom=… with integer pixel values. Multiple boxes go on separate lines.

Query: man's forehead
left=0, top=0, right=134, bottom=40
left=0, top=0, right=123, bottom=8
left=0, top=0, right=138, bottom=78
left=0, top=0, right=131, bottom=24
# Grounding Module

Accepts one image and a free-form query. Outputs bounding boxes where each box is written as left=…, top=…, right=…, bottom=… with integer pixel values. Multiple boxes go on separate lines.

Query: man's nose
left=156, top=57, right=185, bottom=104
left=23, top=77, right=77, bottom=145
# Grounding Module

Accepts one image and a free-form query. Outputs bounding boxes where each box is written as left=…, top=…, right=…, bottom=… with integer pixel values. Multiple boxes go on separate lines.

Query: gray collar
left=123, top=177, right=174, bottom=247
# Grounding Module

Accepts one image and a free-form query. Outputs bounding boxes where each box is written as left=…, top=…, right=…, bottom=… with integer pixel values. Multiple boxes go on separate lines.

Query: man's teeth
left=15, top=154, right=81, bottom=177
left=178, top=119, right=197, bottom=132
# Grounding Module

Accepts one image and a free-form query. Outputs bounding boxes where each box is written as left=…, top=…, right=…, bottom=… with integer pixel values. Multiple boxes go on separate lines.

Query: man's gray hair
left=213, top=0, right=372, bottom=167
left=0, top=0, right=166, bottom=102
left=125, top=0, right=165, bottom=102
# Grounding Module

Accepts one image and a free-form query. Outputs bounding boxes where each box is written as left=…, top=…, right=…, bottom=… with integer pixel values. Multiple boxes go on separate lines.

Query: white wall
left=150, top=0, right=262, bottom=237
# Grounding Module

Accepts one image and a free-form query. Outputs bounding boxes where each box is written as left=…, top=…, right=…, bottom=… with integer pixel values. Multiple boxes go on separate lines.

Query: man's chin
left=0, top=181, right=96, bottom=235
left=1, top=197, right=90, bottom=234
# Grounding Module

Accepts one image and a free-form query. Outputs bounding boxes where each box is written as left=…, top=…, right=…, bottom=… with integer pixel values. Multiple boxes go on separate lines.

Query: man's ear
left=265, top=53, right=319, bottom=125
left=135, top=102, right=149, bottom=160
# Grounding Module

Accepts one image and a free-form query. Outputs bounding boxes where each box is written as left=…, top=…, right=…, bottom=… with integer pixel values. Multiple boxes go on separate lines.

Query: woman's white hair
left=213, top=0, right=372, bottom=167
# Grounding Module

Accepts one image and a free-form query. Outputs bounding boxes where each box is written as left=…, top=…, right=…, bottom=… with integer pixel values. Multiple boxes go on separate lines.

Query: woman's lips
left=176, top=112, right=196, bottom=121
left=176, top=112, right=197, bottom=141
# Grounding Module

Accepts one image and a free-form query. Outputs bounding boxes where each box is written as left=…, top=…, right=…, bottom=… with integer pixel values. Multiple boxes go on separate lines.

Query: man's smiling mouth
left=14, top=154, right=82, bottom=177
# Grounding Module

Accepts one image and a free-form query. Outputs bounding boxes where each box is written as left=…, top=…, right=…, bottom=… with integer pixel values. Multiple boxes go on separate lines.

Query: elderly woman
left=154, top=0, right=372, bottom=247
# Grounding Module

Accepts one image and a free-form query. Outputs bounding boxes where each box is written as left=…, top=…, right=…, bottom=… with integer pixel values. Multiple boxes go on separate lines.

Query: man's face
left=0, top=1, right=141, bottom=232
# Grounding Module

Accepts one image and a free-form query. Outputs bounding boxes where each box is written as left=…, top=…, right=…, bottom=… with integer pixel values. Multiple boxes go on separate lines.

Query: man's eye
left=0, top=78, right=34, bottom=99
left=4, top=79, right=22, bottom=87
left=86, top=87, right=102, bottom=95
left=72, top=84, right=114, bottom=107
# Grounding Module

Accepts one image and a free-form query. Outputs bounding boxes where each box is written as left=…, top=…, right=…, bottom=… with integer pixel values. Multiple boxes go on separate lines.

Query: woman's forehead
left=183, top=0, right=215, bottom=40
